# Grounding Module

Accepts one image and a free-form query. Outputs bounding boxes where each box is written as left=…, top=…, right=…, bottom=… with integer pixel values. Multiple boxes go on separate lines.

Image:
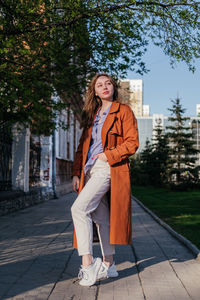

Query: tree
left=135, top=139, right=155, bottom=185
left=0, top=1, right=92, bottom=134
left=1, top=1, right=200, bottom=133
left=166, top=97, right=199, bottom=188
left=151, top=125, right=170, bottom=186
left=133, top=127, right=169, bottom=187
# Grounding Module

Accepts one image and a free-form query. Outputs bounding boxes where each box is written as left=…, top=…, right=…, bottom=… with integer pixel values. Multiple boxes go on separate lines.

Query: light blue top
left=84, top=104, right=111, bottom=174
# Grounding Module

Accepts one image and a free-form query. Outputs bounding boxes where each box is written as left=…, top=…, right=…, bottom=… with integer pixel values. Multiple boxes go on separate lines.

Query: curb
left=132, top=196, right=200, bottom=261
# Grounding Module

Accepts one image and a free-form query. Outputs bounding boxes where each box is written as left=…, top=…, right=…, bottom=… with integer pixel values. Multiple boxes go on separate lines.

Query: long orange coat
left=72, top=101, right=139, bottom=247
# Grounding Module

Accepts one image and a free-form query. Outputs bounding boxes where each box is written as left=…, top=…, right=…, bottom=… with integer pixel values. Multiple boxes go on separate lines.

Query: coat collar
left=109, top=101, right=120, bottom=114
left=96, top=100, right=120, bottom=115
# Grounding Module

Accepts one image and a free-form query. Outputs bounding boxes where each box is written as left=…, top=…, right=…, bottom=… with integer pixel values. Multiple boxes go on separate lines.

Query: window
left=58, top=111, right=68, bottom=159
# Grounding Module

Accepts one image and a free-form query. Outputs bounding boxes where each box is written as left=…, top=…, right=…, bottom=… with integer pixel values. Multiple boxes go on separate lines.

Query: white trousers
left=71, top=159, right=115, bottom=256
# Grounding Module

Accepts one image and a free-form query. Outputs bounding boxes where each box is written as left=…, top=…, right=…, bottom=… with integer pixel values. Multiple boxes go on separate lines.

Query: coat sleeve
left=72, top=128, right=86, bottom=178
left=104, top=105, right=139, bottom=166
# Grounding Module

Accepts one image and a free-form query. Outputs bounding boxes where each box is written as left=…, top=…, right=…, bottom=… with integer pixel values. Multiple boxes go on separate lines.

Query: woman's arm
left=104, top=105, right=139, bottom=166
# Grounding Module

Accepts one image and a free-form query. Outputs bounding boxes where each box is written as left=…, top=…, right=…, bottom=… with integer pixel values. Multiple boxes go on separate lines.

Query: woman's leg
left=92, top=196, right=119, bottom=280
left=91, top=194, right=115, bottom=266
left=82, top=254, right=93, bottom=267
left=71, top=159, right=111, bottom=266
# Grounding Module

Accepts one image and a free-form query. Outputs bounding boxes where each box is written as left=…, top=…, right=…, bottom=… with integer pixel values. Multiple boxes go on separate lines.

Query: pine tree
left=139, top=139, right=154, bottom=185
left=151, top=125, right=169, bottom=186
left=166, top=98, right=199, bottom=188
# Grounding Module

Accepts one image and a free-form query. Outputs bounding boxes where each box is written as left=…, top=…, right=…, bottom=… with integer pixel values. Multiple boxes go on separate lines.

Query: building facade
left=196, top=104, right=200, bottom=117
left=55, top=108, right=82, bottom=196
left=142, top=105, right=150, bottom=117
left=119, top=79, right=144, bottom=117
left=0, top=103, right=82, bottom=216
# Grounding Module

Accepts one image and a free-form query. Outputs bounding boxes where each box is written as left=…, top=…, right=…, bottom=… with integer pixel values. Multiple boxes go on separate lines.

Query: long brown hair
left=81, top=73, right=119, bottom=128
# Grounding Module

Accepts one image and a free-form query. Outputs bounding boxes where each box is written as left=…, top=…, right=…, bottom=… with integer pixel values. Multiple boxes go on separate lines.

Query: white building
left=143, top=105, right=150, bottom=117
left=55, top=107, right=82, bottom=195
left=0, top=103, right=82, bottom=215
left=196, top=104, right=200, bottom=116
left=119, top=79, right=143, bottom=117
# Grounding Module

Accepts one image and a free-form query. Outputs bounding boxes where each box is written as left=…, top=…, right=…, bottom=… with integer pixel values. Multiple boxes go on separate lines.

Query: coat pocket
left=107, top=125, right=122, bottom=149
left=112, top=159, right=130, bottom=172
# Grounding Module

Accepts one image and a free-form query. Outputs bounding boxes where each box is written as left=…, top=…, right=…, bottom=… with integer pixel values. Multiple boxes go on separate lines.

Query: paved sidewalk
left=0, top=192, right=200, bottom=300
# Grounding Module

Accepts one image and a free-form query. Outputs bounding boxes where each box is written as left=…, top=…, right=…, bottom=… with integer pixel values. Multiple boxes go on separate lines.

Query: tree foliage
left=131, top=127, right=169, bottom=187
left=166, top=97, right=200, bottom=188
left=0, top=1, right=92, bottom=133
left=151, top=125, right=170, bottom=186
left=131, top=139, right=154, bottom=186
left=132, top=98, right=200, bottom=190
left=1, top=0, right=200, bottom=133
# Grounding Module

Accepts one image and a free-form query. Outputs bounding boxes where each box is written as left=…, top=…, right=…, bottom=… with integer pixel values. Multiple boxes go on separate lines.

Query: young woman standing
left=71, top=73, right=139, bottom=286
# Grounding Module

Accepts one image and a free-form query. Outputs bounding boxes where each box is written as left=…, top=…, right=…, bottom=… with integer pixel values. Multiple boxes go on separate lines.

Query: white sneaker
left=97, top=262, right=119, bottom=280
left=78, top=257, right=102, bottom=286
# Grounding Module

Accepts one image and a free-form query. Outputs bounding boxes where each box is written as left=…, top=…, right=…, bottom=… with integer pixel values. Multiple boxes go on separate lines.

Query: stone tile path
left=0, top=192, right=200, bottom=300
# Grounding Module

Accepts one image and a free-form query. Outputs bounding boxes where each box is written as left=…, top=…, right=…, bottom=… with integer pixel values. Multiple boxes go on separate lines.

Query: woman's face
left=94, top=76, right=114, bottom=101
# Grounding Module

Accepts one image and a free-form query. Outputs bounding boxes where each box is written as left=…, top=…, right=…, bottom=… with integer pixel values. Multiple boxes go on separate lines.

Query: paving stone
left=0, top=193, right=200, bottom=300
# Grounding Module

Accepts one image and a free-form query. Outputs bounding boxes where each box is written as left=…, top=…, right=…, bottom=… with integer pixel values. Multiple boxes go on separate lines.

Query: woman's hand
left=72, top=176, right=80, bottom=193
left=92, top=152, right=108, bottom=162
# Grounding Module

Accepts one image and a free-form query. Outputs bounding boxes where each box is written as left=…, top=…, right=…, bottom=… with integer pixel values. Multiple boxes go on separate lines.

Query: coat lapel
left=83, top=101, right=120, bottom=160
left=101, top=101, right=120, bottom=149
left=82, top=109, right=98, bottom=165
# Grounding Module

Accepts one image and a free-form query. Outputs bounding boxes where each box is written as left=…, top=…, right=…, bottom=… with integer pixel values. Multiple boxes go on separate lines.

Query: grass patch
left=131, top=185, right=200, bottom=249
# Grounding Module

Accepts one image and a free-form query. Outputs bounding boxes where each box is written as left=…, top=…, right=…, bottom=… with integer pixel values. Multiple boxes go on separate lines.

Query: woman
left=71, top=73, right=139, bottom=286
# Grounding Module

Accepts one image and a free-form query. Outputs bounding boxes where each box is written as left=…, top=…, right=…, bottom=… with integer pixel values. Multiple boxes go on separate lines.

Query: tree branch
left=1, top=1, right=200, bottom=37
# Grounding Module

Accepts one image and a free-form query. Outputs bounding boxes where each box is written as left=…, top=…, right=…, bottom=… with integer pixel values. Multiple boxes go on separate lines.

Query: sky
left=127, top=43, right=200, bottom=117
